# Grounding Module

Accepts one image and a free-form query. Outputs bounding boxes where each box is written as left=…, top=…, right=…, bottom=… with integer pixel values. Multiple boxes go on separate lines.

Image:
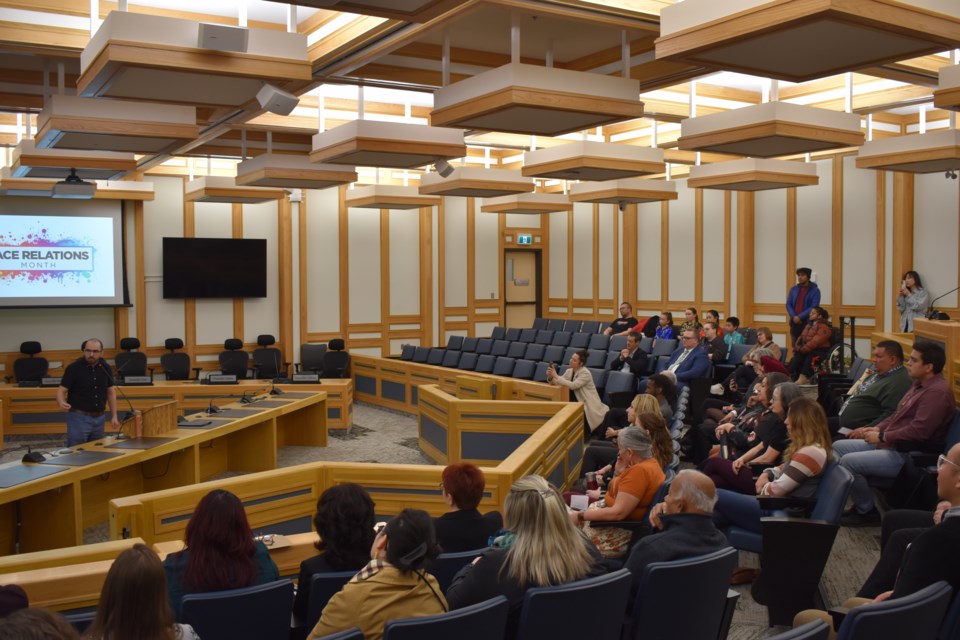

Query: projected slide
left=0, top=202, right=124, bottom=307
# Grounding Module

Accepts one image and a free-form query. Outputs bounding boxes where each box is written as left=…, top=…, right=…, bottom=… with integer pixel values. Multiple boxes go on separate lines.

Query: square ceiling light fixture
left=656, top=0, right=960, bottom=83
left=10, top=139, right=137, bottom=180
left=311, top=120, right=467, bottom=168
left=522, top=141, right=665, bottom=181
left=568, top=178, right=678, bottom=204
left=480, top=193, right=573, bottom=214
left=235, top=153, right=357, bottom=189
left=934, top=64, right=960, bottom=112
left=855, top=129, right=960, bottom=173
left=419, top=167, right=535, bottom=198
left=184, top=176, right=286, bottom=203
left=35, top=94, right=199, bottom=154
left=431, top=63, right=644, bottom=136
left=678, top=102, right=864, bottom=157
left=687, top=158, right=819, bottom=191
left=344, top=185, right=441, bottom=210
left=77, top=11, right=310, bottom=108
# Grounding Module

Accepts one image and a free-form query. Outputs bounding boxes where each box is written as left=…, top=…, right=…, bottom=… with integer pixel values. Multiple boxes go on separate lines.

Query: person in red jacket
left=786, top=306, right=833, bottom=384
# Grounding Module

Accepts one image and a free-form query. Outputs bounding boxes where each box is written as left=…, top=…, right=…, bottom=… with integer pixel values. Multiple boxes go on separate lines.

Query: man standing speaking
left=56, top=339, right=119, bottom=446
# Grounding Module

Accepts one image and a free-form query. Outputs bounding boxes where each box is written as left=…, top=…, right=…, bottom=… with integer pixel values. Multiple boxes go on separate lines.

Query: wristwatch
left=878, top=431, right=885, bottom=443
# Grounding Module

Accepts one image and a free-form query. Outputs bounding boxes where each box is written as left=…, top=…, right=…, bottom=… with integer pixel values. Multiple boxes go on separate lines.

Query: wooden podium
left=138, top=400, right=178, bottom=436
left=913, top=319, right=960, bottom=402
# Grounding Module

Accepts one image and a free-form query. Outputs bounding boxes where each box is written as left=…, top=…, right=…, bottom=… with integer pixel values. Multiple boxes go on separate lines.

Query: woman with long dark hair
left=163, top=490, right=279, bottom=619
left=293, top=484, right=377, bottom=620
left=86, top=544, right=198, bottom=640
left=897, top=270, right=930, bottom=332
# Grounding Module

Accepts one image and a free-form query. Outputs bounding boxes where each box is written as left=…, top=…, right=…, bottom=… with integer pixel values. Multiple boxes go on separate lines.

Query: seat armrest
left=828, top=606, right=850, bottom=630
left=756, top=496, right=816, bottom=512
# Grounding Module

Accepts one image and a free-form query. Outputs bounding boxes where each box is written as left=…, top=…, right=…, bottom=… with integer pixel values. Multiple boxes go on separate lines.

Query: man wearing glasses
left=834, top=341, right=955, bottom=526
left=658, top=329, right=710, bottom=391
left=56, top=338, right=119, bottom=446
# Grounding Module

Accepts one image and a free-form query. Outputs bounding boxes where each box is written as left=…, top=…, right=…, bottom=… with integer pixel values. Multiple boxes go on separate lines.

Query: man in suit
left=835, top=341, right=956, bottom=526
left=610, top=332, right=649, bottom=380
left=660, top=329, right=710, bottom=390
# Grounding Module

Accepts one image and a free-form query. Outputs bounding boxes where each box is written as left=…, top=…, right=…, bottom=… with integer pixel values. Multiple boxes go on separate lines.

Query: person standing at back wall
left=56, top=338, right=119, bottom=446
left=786, top=268, right=821, bottom=351
left=897, top=270, right=930, bottom=332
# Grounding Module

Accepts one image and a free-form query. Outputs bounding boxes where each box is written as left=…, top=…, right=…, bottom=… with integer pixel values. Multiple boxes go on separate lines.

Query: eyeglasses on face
left=938, top=454, right=960, bottom=472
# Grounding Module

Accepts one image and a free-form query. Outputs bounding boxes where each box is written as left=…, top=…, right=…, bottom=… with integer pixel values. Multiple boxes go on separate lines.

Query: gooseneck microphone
left=926, top=286, right=960, bottom=320
left=99, top=358, right=135, bottom=439
left=270, top=350, right=285, bottom=395
left=206, top=394, right=237, bottom=415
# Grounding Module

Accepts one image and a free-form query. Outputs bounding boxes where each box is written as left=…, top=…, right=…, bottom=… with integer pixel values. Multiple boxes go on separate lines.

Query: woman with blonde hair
left=713, top=397, right=832, bottom=535
left=446, top=475, right=598, bottom=637
left=581, top=394, right=663, bottom=480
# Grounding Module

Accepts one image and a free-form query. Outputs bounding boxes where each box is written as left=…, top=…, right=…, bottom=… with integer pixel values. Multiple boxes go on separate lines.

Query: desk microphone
left=99, top=358, right=135, bottom=439
left=270, top=351, right=285, bottom=396
left=206, top=394, right=236, bottom=415
left=926, top=286, right=959, bottom=320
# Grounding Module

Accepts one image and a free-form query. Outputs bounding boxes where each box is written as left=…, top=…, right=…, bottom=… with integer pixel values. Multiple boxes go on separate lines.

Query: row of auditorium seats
left=529, top=316, right=761, bottom=346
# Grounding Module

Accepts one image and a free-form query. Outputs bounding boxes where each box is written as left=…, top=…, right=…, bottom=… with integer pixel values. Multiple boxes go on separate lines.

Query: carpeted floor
left=3, top=403, right=882, bottom=638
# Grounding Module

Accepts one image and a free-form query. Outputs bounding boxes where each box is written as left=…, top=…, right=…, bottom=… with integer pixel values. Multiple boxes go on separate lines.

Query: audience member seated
left=625, top=470, right=728, bottom=593
left=310, top=509, right=446, bottom=640
left=828, top=340, right=911, bottom=440
left=715, top=327, right=784, bottom=399
left=724, top=317, right=745, bottom=347
left=294, top=484, right=376, bottom=621
left=655, top=312, right=676, bottom=340
left=163, top=489, right=280, bottom=619
left=0, top=608, right=79, bottom=640
left=689, top=372, right=787, bottom=465
left=647, top=373, right=677, bottom=422
left=0, top=586, right=27, bottom=619
left=435, top=462, right=504, bottom=552
left=88, top=543, right=199, bottom=640
left=603, top=301, right=639, bottom=336
left=704, top=310, right=724, bottom=337
left=793, top=441, right=960, bottom=638
left=660, top=328, right=710, bottom=391
left=786, top=306, right=833, bottom=384
left=547, top=349, right=609, bottom=439
left=585, top=395, right=663, bottom=476
left=573, top=428, right=666, bottom=558
left=835, top=341, right=955, bottom=526
left=702, top=379, right=800, bottom=494
left=701, top=321, right=728, bottom=365
left=679, top=307, right=703, bottom=336
left=703, top=348, right=776, bottom=422
left=713, top=397, right=832, bottom=537
left=446, top=475, right=600, bottom=638
left=609, top=332, right=649, bottom=382
left=636, top=314, right=660, bottom=338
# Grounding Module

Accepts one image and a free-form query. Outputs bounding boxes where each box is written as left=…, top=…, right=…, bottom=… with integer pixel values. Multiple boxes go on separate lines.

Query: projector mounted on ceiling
left=52, top=168, right=96, bottom=199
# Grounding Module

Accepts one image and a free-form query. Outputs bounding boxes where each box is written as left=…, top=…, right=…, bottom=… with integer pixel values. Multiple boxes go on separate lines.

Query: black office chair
left=252, top=334, right=287, bottom=380
left=218, top=338, right=250, bottom=379
left=297, top=343, right=327, bottom=376
left=180, top=579, right=294, bottom=640
left=321, top=339, right=350, bottom=378
left=160, top=338, right=198, bottom=381
left=8, top=341, right=48, bottom=385
left=114, top=337, right=148, bottom=380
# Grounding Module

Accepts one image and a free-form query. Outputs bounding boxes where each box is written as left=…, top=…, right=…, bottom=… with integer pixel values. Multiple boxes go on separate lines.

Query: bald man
left=624, top=470, right=728, bottom=592
left=794, top=442, right=960, bottom=636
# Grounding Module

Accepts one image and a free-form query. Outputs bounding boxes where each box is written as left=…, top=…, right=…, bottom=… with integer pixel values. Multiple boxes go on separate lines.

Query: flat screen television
left=162, top=237, right=267, bottom=298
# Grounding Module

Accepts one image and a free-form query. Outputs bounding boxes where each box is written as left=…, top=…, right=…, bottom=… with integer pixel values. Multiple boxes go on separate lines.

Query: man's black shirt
left=608, top=317, right=639, bottom=334
left=60, top=358, right=114, bottom=413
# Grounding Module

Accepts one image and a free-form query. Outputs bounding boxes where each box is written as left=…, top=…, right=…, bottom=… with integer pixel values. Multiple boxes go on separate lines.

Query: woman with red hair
left=163, top=489, right=279, bottom=619
left=434, top=462, right=503, bottom=552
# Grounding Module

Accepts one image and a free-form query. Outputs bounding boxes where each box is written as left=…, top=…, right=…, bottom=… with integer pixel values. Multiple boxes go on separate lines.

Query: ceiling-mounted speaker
left=197, top=22, right=249, bottom=53
left=257, top=84, right=299, bottom=116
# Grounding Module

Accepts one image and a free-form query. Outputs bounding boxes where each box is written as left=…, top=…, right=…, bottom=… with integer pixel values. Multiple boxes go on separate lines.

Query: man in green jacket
left=834, top=340, right=911, bottom=438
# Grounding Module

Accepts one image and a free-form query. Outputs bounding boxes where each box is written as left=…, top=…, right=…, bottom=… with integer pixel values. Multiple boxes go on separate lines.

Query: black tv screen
left=162, top=237, right=267, bottom=298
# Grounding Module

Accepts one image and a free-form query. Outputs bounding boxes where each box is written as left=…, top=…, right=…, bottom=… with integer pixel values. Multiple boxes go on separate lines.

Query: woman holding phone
left=896, top=270, right=930, bottom=332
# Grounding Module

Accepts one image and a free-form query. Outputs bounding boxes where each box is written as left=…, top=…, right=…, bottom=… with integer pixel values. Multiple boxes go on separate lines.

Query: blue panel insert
left=382, top=380, right=407, bottom=403
left=567, top=440, right=584, bottom=472
left=547, top=463, right=564, bottom=488
left=327, top=407, right=341, bottom=419
left=461, top=432, right=530, bottom=461
left=160, top=487, right=313, bottom=526
left=12, top=412, right=65, bottom=425
left=419, top=414, right=447, bottom=454
left=411, top=385, right=419, bottom=405
left=355, top=375, right=377, bottom=396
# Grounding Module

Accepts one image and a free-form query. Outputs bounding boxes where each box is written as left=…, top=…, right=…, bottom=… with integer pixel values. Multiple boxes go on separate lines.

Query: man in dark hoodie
left=624, top=470, right=728, bottom=592
left=786, top=267, right=821, bottom=350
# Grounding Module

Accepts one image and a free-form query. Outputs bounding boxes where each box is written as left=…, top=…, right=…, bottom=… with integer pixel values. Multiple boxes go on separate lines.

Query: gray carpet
left=3, top=404, right=881, bottom=637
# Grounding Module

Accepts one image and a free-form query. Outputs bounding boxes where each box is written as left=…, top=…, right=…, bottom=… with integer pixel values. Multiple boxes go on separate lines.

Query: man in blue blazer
left=659, top=328, right=710, bottom=389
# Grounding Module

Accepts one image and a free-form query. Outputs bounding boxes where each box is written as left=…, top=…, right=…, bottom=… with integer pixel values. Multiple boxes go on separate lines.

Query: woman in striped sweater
left=712, top=397, right=832, bottom=534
